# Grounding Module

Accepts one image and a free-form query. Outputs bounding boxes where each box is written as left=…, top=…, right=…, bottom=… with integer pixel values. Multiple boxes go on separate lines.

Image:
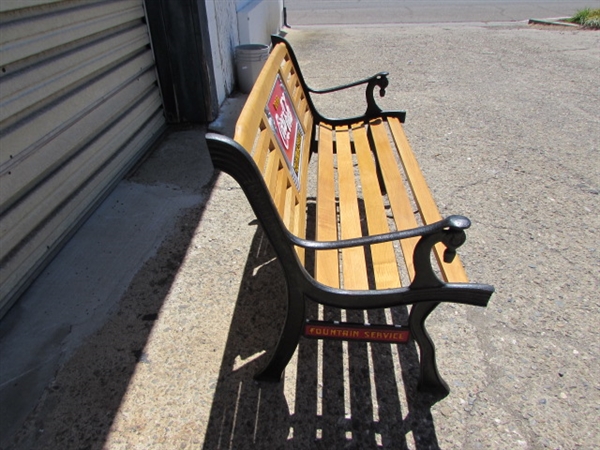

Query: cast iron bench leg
left=254, top=287, right=305, bottom=382
left=409, top=301, right=450, bottom=398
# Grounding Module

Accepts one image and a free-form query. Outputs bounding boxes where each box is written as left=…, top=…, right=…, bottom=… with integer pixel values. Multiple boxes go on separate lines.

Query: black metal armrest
left=308, top=72, right=390, bottom=118
left=288, top=215, right=472, bottom=289
left=308, top=72, right=389, bottom=95
left=287, top=215, right=470, bottom=250
left=270, top=35, right=405, bottom=124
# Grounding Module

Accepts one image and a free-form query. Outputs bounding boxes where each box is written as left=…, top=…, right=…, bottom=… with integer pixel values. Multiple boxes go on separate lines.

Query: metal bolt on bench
left=206, top=35, right=494, bottom=399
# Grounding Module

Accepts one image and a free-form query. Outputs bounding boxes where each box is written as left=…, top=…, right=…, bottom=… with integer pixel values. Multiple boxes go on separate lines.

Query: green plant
left=567, top=7, right=600, bottom=29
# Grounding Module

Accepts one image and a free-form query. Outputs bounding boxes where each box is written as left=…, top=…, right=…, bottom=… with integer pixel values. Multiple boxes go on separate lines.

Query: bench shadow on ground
left=203, top=224, right=442, bottom=450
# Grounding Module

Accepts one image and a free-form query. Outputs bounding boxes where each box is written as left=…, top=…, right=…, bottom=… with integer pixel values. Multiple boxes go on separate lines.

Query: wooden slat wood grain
left=274, top=166, right=289, bottom=217
left=252, top=124, right=270, bottom=175
left=293, top=199, right=305, bottom=264
left=315, top=124, right=339, bottom=288
left=280, top=54, right=294, bottom=81
left=242, top=45, right=312, bottom=265
left=283, top=68, right=296, bottom=90
left=352, top=124, right=401, bottom=289
left=283, top=184, right=295, bottom=230
left=235, top=44, right=287, bottom=151
left=336, top=125, right=369, bottom=290
left=294, top=120, right=312, bottom=264
left=299, top=97, right=311, bottom=130
left=388, top=117, right=468, bottom=282
left=264, top=148, right=281, bottom=199
left=298, top=119, right=312, bottom=191
left=369, top=119, right=420, bottom=280
left=294, top=113, right=313, bottom=263
left=291, top=78, right=303, bottom=109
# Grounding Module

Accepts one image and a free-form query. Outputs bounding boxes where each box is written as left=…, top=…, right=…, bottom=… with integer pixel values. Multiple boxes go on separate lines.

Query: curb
left=528, top=18, right=579, bottom=27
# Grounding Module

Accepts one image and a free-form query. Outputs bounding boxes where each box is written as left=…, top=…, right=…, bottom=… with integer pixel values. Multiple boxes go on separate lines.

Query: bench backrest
left=234, top=42, right=313, bottom=262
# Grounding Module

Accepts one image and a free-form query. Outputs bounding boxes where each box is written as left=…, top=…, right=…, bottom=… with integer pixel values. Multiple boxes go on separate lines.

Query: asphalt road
left=283, top=0, right=594, bottom=25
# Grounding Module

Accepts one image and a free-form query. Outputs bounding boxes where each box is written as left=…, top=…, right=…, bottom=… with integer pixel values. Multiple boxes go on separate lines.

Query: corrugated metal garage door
left=0, top=0, right=166, bottom=317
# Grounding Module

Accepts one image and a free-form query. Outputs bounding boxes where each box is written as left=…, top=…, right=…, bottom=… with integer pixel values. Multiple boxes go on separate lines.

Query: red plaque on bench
left=265, top=74, right=305, bottom=190
left=304, top=321, right=410, bottom=343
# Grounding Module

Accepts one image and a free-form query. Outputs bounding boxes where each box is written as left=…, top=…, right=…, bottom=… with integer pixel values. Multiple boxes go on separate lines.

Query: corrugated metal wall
left=0, top=0, right=166, bottom=317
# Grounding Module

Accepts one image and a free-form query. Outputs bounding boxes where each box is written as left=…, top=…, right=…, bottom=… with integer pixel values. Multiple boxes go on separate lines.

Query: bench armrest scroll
left=308, top=72, right=390, bottom=117
left=308, top=72, right=388, bottom=94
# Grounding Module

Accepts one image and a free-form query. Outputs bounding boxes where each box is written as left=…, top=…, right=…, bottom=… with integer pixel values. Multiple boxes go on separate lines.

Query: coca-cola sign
left=265, top=74, right=304, bottom=190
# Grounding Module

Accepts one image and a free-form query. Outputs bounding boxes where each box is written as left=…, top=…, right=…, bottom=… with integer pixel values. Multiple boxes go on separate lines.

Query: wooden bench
left=206, top=36, right=494, bottom=397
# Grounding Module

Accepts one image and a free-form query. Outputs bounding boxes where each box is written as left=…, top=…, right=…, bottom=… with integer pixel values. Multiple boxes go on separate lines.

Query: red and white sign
left=265, top=74, right=304, bottom=189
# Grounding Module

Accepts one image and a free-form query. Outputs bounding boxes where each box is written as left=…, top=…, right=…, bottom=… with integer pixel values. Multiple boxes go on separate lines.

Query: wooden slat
left=234, top=44, right=288, bottom=151
left=261, top=119, right=304, bottom=222
left=388, top=117, right=468, bottom=282
left=291, top=78, right=302, bottom=108
left=293, top=200, right=305, bottom=264
left=264, top=148, right=280, bottom=198
left=282, top=185, right=295, bottom=230
left=293, top=121, right=312, bottom=264
left=369, top=119, right=420, bottom=280
left=288, top=67, right=298, bottom=88
left=236, top=43, right=313, bottom=269
left=315, top=124, right=339, bottom=288
left=280, top=55, right=294, bottom=81
left=336, top=125, right=369, bottom=290
left=299, top=97, right=311, bottom=130
left=283, top=69, right=296, bottom=89
left=297, top=119, right=312, bottom=198
left=274, top=166, right=288, bottom=217
left=252, top=124, right=270, bottom=174
left=352, top=124, right=401, bottom=289
left=302, top=110, right=312, bottom=134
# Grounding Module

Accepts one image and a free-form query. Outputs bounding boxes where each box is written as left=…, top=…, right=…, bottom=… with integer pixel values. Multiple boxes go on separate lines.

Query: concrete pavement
left=1, top=21, right=599, bottom=449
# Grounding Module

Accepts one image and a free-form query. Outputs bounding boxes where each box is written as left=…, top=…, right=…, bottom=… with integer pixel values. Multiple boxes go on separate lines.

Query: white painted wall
left=205, top=0, right=238, bottom=105
left=205, top=0, right=283, bottom=104
left=235, top=0, right=254, bottom=10
left=237, top=0, right=283, bottom=45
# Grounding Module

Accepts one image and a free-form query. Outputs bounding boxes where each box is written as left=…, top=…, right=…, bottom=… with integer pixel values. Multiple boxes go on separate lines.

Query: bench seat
left=313, top=118, right=469, bottom=291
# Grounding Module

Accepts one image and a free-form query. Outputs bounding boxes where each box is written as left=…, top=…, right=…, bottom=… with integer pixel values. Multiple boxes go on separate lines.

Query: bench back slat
left=235, top=44, right=286, bottom=150
left=234, top=43, right=314, bottom=263
left=252, top=125, right=271, bottom=172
